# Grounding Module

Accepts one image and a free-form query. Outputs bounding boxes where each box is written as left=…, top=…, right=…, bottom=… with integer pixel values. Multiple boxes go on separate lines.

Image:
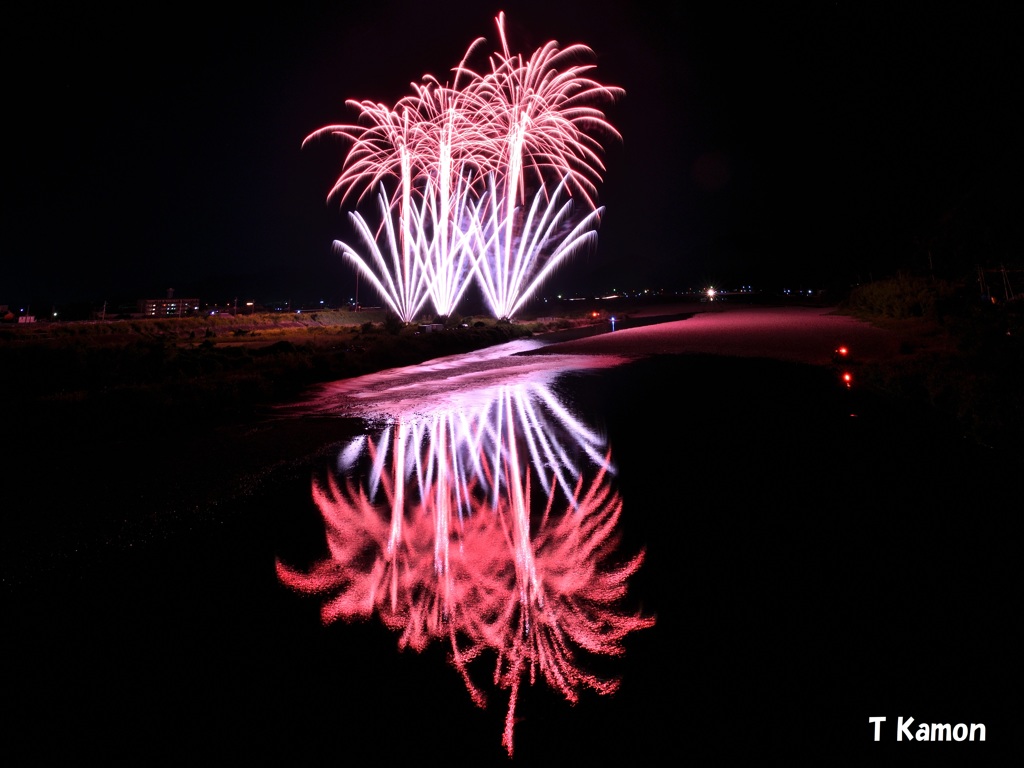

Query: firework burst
left=306, top=12, right=621, bottom=321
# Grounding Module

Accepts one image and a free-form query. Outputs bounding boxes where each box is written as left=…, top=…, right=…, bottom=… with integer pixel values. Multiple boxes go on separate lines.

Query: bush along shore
left=0, top=310, right=595, bottom=430
left=4, top=279, right=1021, bottom=456
left=838, top=274, right=1024, bottom=456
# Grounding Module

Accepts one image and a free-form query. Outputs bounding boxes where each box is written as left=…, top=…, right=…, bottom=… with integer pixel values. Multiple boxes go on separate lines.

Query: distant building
left=138, top=297, right=200, bottom=317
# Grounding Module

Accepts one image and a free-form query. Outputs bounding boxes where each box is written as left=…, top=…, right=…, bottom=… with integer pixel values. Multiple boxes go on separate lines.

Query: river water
left=5, top=330, right=1018, bottom=762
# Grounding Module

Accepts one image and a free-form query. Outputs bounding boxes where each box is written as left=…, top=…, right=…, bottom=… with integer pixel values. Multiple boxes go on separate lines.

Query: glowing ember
left=305, top=12, right=622, bottom=321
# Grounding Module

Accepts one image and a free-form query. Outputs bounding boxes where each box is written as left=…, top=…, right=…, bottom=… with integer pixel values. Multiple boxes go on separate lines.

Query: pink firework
left=472, top=11, right=623, bottom=209
left=305, top=13, right=621, bottom=321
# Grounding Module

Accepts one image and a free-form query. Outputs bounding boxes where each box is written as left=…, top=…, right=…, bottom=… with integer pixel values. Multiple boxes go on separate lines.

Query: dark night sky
left=3, top=1, right=1021, bottom=308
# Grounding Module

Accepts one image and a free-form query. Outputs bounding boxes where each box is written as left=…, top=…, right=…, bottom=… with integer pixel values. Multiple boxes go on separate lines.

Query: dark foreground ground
left=4, top=303, right=1021, bottom=763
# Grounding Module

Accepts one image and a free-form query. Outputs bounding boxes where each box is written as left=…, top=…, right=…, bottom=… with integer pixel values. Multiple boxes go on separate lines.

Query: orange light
left=836, top=346, right=848, bottom=357
left=842, top=371, right=853, bottom=387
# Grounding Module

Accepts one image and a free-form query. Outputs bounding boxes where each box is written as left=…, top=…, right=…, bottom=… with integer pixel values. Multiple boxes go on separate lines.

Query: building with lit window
left=138, top=296, right=200, bottom=317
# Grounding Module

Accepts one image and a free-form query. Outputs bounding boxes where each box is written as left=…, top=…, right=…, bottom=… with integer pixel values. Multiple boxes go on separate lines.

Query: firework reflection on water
left=277, top=362, right=652, bottom=756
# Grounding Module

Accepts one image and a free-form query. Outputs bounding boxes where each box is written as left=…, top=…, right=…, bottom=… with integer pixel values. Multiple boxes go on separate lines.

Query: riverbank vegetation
left=4, top=281, right=1021, bottom=455
left=839, top=274, right=1023, bottom=453
left=0, top=309, right=592, bottom=426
